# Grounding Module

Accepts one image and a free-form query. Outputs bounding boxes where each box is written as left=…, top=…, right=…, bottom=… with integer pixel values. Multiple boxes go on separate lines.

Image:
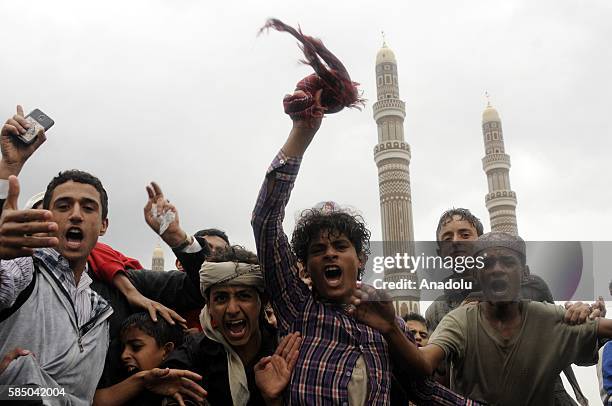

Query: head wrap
left=198, top=260, right=264, bottom=406
left=25, top=191, right=45, bottom=210
left=474, top=232, right=526, bottom=258
left=199, top=261, right=264, bottom=297
left=259, top=18, right=365, bottom=122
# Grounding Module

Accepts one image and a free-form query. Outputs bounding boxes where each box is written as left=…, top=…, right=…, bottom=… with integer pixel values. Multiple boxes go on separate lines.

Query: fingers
left=0, top=216, right=57, bottom=234
left=173, top=392, right=186, bottom=406
left=280, top=333, right=301, bottom=361
left=157, top=304, right=187, bottom=326
left=145, top=184, right=155, bottom=200
left=7, top=118, right=28, bottom=135
left=0, top=347, right=31, bottom=372
left=0, top=234, right=59, bottom=248
left=178, top=370, right=203, bottom=383
left=167, top=309, right=187, bottom=327
left=147, top=301, right=187, bottom=327
left=16, top=105, right=25, bottom=117
left=151, top=181, right=163, bottom=196
left=1, top=123, right=20, bottom=138
left=179, top=378, right=207, bottom=402
left=564, top=302, right=589, bottom=325
left=4, top=176, right=20, bottom=211
left=151, top=367, right=171, bottom=377
left=255, top=356, right=272, bottom=371
left=274, top=332, right=294, bottom=356
left=29, top=130, right=47, bottom=149
left=285, top=337, right=301, bottom=372
left=147, top=302, right=158, bottom=322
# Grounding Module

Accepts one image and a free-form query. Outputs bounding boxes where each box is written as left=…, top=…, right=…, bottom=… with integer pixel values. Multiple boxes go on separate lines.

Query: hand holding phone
left=17, top=108, right=54, bottom=144
left=0, top=105, right=52, bottom=178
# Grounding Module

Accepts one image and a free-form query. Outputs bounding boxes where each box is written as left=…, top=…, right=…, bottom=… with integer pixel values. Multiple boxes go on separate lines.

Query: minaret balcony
left=373, top=99, right=406, bottom=121
left=374, top=142, right=411, bottom=164
left=482, top=153, right=511, bottom=171
left=485, top=191, right=517, bottom=207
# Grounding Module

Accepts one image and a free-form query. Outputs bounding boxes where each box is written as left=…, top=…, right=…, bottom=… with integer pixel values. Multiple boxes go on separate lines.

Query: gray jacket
left=0, top=251, right=113, bottom=406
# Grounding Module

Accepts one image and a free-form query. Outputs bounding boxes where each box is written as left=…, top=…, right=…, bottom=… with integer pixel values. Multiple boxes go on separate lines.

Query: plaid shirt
left=252, top=150, right=482, bottom=405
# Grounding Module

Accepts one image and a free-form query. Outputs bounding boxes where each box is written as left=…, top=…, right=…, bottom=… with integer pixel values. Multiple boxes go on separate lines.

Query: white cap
left=25, top=191, right=45, bottom=210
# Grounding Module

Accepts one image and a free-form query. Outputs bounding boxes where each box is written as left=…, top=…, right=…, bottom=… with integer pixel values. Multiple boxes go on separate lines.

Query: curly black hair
left=291, top=208, right=371, bottom=280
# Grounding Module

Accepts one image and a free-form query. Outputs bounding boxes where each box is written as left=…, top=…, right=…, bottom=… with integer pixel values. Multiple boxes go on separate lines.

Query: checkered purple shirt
left=252, top=150, right=482, bottom=405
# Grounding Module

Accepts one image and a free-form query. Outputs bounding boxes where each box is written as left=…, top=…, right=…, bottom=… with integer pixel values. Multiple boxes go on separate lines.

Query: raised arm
left=251, top=93, right=324, bottom=331
left=0, top=106, right=57, bottom=309
left=143, top=182, right=205, bottom=285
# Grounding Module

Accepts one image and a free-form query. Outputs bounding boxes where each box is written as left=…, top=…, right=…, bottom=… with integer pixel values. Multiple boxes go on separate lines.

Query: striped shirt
left=252, top=150, right=481, bottom=405
left=0, top=248, right=109, bottom=328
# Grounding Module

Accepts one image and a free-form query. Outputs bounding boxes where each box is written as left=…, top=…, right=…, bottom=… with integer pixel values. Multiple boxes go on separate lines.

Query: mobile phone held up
left=17, top=109, right=54, bottom=144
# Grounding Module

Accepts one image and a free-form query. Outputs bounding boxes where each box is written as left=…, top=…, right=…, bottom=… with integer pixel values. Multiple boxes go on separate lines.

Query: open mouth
left=65, top=227, right=84, bottom=249
left=324, top=265, right=343, bottom=286
left=224, top=319, right=247, bottom=339
left=125, top=364, right=140, bottom=374
left=489, top=279, right=508, bottom=293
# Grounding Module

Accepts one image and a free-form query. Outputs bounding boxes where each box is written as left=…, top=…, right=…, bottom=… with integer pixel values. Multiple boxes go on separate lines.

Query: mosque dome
left=376, top=43, right=396, bottom=65
left=153, top=245, right=164, bottom=258
left=482, top=104, right=500, bottom=122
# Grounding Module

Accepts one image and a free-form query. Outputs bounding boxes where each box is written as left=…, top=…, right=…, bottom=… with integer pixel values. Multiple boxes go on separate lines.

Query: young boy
left=94, top=312, right=206, bottom=406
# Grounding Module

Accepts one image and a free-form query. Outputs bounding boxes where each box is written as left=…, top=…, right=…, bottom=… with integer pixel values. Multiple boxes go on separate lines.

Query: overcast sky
left=1, top=0, right=610, bottom=401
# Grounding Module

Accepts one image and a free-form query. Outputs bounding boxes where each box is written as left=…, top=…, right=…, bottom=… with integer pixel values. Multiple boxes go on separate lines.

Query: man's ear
left=162, top=342, right=175, bottom=359
left=357, top=253, right=366, bottom=270
left=99, top=218, right=109, bottom=236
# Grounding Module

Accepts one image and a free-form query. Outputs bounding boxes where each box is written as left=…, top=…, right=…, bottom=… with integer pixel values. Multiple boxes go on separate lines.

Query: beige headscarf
left=198, top=261, right=265, bottom=406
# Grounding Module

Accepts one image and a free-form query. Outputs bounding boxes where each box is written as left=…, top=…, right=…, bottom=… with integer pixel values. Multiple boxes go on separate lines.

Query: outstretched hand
left=143, top=368, right=207, bottom=406
left=564, top=300, right=603, bottom=325
left=126, top=291, right=187, bottom=329
left=348, top=282, right=397, bottom=335
left=0, top=105, right=47, bottom=177
left=0, top=176, right=58, bottom=260
left=254, top=332, right=301, bottom=402
left=143, top=182, right=188, bottom=248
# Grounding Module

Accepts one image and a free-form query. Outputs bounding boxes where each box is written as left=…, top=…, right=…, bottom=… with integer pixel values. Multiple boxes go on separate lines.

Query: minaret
left=481, top=95, right=518, bottom=235
left=152, top=244, right=165, bottom=272
left=373, top=38, right=419, bottom=316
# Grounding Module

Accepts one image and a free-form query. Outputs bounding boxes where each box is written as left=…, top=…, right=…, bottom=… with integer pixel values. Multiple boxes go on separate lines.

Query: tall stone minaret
left=152, top=244, right=165, bottom=272
left=481, top=95, right=518, bottom=235
left=373, top=39, right=419, bottom=316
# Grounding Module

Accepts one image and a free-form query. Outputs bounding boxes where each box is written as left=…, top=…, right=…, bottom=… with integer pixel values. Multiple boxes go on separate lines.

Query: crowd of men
left=0, top=23, right=611, bottom=404
left=0, top=98, right=610, bottom=406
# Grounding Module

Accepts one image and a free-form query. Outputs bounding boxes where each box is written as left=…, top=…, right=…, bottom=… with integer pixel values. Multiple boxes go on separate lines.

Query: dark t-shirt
left=161, top=326, right=277, bottom=406
left=429, top=301, right=599, bottom=406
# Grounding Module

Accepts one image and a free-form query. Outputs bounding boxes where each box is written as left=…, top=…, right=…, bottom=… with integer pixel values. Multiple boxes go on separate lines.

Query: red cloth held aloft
left=88, top=242, right=143, bottom=284
left=259, top=18, right=365, bottom=121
